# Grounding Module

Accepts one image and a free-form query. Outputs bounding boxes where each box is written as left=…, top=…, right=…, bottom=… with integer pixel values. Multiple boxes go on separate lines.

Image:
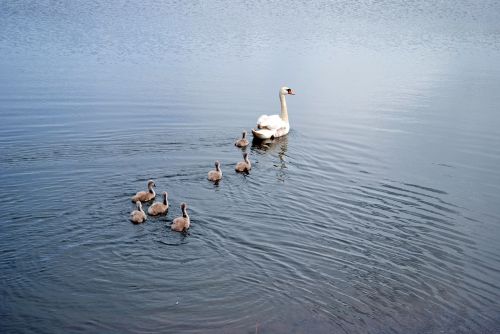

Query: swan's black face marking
left=286, top=88, right=295, bottom=95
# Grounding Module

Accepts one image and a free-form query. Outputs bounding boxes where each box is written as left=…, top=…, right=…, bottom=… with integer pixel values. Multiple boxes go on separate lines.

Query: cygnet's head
left=215, top=160, right=221, bottom=169
left=242, top=130, right=247, bottom=138
left=147, top=180, right=156, bottom=188
left=180, top=202, right=187, bottom=215
left=280, top=86, right=295, bottom=96
left=136, top=201, right=143, bottom=209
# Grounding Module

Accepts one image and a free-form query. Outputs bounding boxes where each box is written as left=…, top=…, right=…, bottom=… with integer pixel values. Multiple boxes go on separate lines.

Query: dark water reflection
left=1, top=1, right=500, bottom=333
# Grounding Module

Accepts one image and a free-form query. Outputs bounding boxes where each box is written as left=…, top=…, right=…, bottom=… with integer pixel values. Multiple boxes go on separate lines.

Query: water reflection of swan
left=252, top=136, right=289, bottom=182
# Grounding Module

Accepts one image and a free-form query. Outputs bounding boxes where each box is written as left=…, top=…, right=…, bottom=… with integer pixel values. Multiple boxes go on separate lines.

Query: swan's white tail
left=252, top=128, right=274, bottom=139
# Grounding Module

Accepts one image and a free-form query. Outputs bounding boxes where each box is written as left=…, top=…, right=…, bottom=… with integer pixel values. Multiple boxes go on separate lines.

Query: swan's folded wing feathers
left=257, top=114, right=282, bottom=130
left=257, top=115, right=272, bottom=128
left=257, top=114, right=269, bottom=125
left=263, top=115, right=282, bottom=129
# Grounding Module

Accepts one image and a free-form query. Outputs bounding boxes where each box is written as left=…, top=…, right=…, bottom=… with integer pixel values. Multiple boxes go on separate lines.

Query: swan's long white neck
left=279, top=93, right=288, bottom=122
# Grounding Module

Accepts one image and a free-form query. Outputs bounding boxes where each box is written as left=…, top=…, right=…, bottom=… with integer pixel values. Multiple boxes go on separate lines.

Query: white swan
left=252, top=86, right=295, bottom=140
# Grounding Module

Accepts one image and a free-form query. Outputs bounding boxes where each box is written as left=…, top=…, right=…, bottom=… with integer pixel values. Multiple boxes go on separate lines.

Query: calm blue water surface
left=1, top=1, right=500, bottom=333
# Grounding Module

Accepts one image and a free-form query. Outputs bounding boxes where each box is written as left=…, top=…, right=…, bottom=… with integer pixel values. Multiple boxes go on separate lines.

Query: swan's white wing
left=257, top=114, right=282, bottom=130
left=257, top=114, right=269, bottom=125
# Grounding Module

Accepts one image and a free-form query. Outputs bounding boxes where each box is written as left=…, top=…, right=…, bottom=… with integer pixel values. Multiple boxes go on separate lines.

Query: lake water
left=1, top=1, right=500, bottom=333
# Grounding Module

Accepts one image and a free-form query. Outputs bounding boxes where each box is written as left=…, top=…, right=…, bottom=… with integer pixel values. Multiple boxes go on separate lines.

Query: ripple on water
left=2, top=1, right=500, bottom=332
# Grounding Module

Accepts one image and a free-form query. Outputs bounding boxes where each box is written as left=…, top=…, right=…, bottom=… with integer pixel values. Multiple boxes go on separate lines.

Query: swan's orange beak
left=288, top=89, right=295, bottom=95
